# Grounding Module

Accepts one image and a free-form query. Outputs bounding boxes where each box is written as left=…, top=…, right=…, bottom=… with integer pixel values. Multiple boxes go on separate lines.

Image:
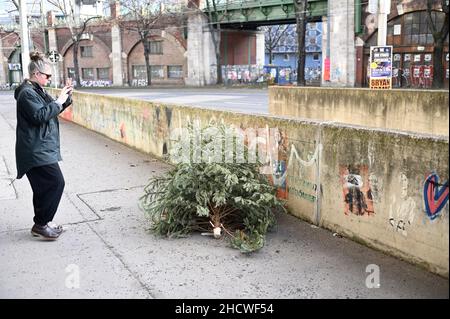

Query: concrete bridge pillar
left=186, top=12, right=217, bottom=86
left=256, top=32, right=265, bottom=66
left=110, top=1, right=123, bottom=86
left=111, top=25, right=124, bottom=86
left=0, top=37, right=7, bottom=86
left=325, top=0, right=356, bottom=87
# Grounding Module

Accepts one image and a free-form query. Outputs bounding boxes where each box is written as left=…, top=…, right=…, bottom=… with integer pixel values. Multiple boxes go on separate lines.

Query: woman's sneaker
left=47, top=221, right=64, bottom=235
left=31, top=224, right=60, bottom=240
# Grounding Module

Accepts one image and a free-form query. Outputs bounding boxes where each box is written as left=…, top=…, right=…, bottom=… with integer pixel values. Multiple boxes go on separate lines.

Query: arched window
left=366, top=10, right=447, bottom=47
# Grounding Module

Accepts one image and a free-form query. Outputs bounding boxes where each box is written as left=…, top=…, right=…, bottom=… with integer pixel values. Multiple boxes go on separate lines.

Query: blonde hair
left=28, top=52, right=50, bottom=76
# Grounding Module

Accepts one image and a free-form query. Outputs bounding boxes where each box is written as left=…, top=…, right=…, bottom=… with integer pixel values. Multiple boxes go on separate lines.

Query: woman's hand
left=65, top=78, right=74, bottom=94
left=56, top=85, right=73, bottom=105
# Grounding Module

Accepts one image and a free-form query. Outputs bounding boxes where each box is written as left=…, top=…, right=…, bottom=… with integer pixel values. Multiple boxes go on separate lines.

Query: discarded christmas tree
left=139, top=122, right=286, bottom=253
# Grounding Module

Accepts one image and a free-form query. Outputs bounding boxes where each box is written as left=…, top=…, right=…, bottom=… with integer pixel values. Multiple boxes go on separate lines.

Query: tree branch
left=442, top=0, right=449, bottom=14
left=440, top=0, right=449, bottom=37
left=426, top=0, right=438, bottom=34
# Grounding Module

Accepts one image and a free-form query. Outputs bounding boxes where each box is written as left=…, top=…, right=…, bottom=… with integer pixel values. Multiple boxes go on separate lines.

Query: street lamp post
left=368, top=0, right=392, bottom=46
left=47, top=50, right=60, bottom=88
left=377, top=0, right=391, bottom=46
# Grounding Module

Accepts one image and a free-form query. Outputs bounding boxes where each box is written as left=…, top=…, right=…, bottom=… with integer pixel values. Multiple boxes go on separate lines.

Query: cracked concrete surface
left=0, top=91, right=448, bottom=299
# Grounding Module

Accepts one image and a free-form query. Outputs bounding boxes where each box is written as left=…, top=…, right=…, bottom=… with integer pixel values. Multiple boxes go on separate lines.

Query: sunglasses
left=39, top=72, right=52, bottom=80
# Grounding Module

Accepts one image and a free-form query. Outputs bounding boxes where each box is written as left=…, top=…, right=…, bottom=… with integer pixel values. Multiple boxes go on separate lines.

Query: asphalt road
left=77, top=87, right=269, bottom=114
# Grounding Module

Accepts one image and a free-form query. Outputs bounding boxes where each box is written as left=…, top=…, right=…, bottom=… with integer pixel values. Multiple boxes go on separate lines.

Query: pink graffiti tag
left=423, top=173, right=449, bottom=220
left=119, top=122, right=126, bottom=139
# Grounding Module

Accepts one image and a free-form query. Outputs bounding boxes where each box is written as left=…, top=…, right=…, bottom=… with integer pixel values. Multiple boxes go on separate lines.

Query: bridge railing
left=204, top=0, right=324, bottom=11
left=203, top=0, right=327, bottom=23
left=208, top=0, right=291, bottom=10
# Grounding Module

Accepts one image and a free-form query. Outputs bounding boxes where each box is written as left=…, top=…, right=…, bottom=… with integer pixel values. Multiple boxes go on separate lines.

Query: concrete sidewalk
left=0, top=91, right=448, bottom=299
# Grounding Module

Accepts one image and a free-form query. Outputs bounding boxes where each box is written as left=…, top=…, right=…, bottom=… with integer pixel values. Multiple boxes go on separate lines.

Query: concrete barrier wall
left=52, top=89, right=449, bottom=277
left=269, top=87, right=449, bottom=136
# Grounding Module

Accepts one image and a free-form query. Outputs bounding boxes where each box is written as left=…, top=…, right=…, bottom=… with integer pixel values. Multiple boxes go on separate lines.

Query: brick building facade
left=356, top=0, right=449, bottom=89
left=0, top=11, right=187, bottom=87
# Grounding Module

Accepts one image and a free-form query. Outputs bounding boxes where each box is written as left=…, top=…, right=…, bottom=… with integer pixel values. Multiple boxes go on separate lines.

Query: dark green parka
left=14, top=80, right=72, bottom=179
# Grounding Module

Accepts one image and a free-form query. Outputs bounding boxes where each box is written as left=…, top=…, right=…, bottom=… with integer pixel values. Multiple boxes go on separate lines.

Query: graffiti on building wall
left=340, top=165, right=375, bottom=216
left=423, top=173, right=449, bottom=220
left=389, top=173, right=416, bottom=236
left=0, top=83, right=13, bottom=90
left=305, top=66, right=322, bottom=83
left=77, top=80, right=112, bottom=87
left=131, top=79, right=148, bottom=87
left=221, top=65, right=265, bottom=84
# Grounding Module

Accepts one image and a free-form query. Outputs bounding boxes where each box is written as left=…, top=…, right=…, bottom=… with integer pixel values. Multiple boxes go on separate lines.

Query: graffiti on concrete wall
left=423, top=173, right=449, bottom=220
left=331, top=68, right=341, bottom=82
left=340, top=165, right=375, bottom=216
left=267, top=135, right=321, bottom=202
left=283, top=142, right=322, bottom=203
left=268, top=129, right=289, bottom=198
left=368, top=173, right=383, bottom=203
left=389, top=173, right=416, bottom=236
left=287, top=174, right=318, bottom=203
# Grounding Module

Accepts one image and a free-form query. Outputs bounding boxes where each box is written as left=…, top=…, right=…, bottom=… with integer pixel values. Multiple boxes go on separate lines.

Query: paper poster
left=369, top=46, right=393, bottom=89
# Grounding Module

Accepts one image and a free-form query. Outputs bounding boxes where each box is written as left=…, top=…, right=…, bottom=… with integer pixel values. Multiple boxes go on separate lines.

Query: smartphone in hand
left=66, top=78, right=74, bottom=95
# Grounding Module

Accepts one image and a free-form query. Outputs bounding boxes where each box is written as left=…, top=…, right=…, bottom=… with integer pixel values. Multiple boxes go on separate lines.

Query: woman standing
left=14, top=52, right=73, bottom=240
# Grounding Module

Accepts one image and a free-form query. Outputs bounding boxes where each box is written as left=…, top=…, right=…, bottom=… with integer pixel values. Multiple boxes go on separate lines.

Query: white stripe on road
left=149, top=95, right=243, bottom=104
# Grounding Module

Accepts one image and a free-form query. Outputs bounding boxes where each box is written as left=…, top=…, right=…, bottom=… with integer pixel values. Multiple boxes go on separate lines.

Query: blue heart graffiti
left=423, top=173, right=449, bottom=220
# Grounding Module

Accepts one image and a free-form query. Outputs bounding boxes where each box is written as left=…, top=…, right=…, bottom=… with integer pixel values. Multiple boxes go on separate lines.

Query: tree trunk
left=426, top=0, right=449, bottom=89
left=269, top=50, right=273, bottom=64
left=295, top=0, right=307, bottom=86
left=73, top=40, right=81, bottom=88
left=213, top=26, right=223, bottom=85
left=216, top=52, right=223, bottom=84
left=208, top=27, right=223, bottom=85
left=432, top=38, right=444, bottom=89
left=207, top=0, right=223, bottom=85
left=143, top=40, right=152, bottom=86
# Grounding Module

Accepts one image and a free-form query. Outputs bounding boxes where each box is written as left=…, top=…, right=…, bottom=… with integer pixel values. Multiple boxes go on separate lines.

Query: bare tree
left=426, top=0, right=449, bottom=89
left=205, top=0, right=223, bottom=85
left=119, top=0, right=184, bottom=86
left=11, top=0, right=19, bottom=10
left=261, top=25, right=290, bottom=65
left=47, top=0, right=101, bottom=88
left=294, top=0, right=307, bottom=86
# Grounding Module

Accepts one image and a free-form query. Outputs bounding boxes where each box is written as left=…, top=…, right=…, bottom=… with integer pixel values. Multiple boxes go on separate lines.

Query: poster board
left=369, top=46, right=393, bottom=89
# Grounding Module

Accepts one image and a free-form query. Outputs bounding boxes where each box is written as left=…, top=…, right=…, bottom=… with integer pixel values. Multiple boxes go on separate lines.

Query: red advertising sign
left=324, top=57, right=330, bottom=81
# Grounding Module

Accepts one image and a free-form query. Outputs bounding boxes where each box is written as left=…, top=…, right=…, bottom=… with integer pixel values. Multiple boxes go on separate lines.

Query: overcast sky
left=0, top=0, right=63, bottom=17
